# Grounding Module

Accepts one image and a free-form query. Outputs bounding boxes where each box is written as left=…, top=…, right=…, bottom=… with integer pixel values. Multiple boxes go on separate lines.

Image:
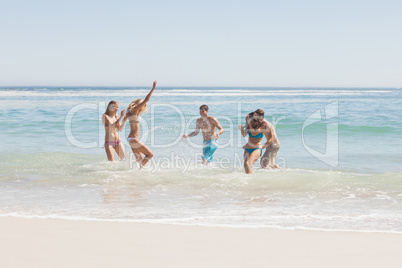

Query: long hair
left=246, top=111, right=264, bottom=131
left=105, top=100, right=118, bottom=116
left=127, top=99, right=147, bottom=115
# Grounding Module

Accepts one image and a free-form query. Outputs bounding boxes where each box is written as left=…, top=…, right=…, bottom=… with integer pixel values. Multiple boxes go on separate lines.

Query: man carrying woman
left=238, top=109, right=280, bottom=174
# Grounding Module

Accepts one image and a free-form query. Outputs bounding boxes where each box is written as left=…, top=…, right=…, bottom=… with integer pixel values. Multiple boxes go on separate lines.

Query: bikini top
left=130, top=115, right=142, bottom=123
left=248, top=131, right=263, bottom=139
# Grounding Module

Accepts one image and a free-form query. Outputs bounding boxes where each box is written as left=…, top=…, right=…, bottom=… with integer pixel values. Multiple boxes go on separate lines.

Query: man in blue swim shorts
left=182, top=105, right=224, bottom=164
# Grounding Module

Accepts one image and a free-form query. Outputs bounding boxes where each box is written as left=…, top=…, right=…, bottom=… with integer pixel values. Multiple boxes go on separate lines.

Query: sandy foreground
left=0, top=217, right=401, bottom=268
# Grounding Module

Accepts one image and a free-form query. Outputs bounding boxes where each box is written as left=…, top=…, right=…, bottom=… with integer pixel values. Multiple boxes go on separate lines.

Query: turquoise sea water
left=0, top=87, right=401, bottom=232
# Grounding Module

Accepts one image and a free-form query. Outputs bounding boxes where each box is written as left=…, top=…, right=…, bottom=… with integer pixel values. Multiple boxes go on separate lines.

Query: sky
left=0, top=0, right=401, bottom=87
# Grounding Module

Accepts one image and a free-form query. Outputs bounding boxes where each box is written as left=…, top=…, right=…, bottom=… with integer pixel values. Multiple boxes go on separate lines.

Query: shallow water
left=1, top=87, right=401, bottom=232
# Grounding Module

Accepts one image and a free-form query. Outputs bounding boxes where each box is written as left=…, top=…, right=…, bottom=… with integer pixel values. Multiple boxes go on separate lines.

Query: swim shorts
left=261, top=143, right=280, bottom=167
left=202, top=139, right=218, bottom=163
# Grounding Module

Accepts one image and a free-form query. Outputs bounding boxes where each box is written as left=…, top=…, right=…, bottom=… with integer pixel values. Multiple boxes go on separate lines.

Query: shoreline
left=2, top=215, right=402, bottom=235
left=1, top=216, right=401, bottom=268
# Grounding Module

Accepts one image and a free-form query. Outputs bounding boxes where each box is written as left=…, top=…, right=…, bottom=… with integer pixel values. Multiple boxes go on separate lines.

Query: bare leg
left=105, top=145, right=115, bottom=161
left=244, top=152, right=252, bottom=174
left=269, top=149, right=279, bottom=169
left=244, top=149, right=262, bottom=174
left=137, top=146, right=153, bottom=169
left=129, top=139, right=153, bottom=169
left=115, top=142, right=126, bottom=160
left=131, top=150, right=143, bottom=163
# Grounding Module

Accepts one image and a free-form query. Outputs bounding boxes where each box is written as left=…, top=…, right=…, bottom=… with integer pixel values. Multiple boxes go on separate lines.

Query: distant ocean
left=0, top=87, right=401, bottom=232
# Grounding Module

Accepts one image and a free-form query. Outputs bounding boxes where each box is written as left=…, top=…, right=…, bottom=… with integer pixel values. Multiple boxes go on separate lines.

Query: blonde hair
left=127, top=99, right=147, bottom=115
left=105, top=100, right=118, bottom=116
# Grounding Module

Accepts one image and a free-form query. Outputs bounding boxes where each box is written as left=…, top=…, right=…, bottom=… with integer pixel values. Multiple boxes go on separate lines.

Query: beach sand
left=0, top=217, right=401, bottom=268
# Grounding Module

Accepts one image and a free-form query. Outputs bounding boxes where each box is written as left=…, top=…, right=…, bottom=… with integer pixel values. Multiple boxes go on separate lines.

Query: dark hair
left=199, top=104, right=209, bottom=111
left=246, top=111, right=264, bottom=130
left=254, top=109, right=264, bottom=118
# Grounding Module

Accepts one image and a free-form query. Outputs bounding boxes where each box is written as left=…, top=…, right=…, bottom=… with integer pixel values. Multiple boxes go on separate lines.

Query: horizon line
left=0, top=85, right=401, bottom=89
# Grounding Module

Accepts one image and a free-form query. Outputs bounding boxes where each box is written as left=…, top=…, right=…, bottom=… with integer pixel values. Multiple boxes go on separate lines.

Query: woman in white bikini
left=102, top=100, right=126, bottom=161
left=125, top=81, right=157, bottom=169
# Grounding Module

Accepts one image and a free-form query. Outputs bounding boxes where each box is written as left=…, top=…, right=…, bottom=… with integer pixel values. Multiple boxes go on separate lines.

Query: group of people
left=102, top=81, right=280, bottom=174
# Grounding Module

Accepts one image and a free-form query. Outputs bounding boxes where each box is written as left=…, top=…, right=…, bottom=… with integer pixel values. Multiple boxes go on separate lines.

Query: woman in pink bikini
left=102, top=100, right=126, bottom=161
left=126, top=81, right=157, bottom=169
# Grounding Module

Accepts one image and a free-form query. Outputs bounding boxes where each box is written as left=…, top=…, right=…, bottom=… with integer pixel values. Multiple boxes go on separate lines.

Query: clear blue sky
left=1, top=0, right=401, bottom=87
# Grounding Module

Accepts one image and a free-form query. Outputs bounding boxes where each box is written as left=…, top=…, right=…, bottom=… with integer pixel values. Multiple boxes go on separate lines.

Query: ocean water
left=0, top=87, right=401, bottom=232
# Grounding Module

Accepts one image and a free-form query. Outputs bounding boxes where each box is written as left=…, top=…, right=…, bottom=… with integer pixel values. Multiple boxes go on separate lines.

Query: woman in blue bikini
left=238, top=111, right=267, bottom=174
left=102, top=100, right=126, bottom=161
left=125, top=81, right=157, bottom=169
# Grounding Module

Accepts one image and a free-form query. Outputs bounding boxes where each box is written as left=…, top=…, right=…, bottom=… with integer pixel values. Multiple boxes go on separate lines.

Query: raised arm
left=117, top=110, right=127, bottom=132
left=238, top=124, right=247, bottom=137
left=134, top=80, right=157, bottom=112
left=182, top=118, right=201, bottom=139
left=238, top=114, right=251, bottom=137
left=103, top=114, right=123, bottom=129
